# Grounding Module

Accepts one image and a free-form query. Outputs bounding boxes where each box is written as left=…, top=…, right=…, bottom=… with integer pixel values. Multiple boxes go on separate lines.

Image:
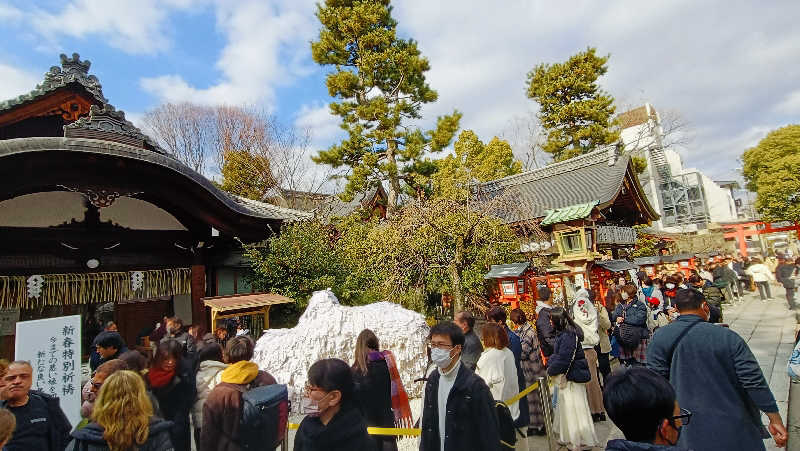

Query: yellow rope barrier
left=287, top=382, right=541, bottom=437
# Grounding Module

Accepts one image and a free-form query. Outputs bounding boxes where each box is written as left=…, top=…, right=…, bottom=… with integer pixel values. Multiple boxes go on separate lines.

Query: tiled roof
left=595, top=259, right=638, bottom=272
left=480, top=145, right=630, bottom=223
left=314, top=186, right=382, bottom=218
left=541, top=201, right=599, bottom=226
left=0, top=53, right=107, bottom=113
left=484, top=262, right=530, bottom=279
left=226, top=193, right=312, bottom=221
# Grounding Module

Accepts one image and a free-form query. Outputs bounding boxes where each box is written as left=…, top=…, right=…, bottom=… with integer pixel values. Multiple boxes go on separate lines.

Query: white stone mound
left=253, top=289, right=430, bottom=408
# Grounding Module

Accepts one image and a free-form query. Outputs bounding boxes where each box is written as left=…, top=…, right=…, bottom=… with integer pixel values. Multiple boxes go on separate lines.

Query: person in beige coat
left=593, top=292, right=612, bottom=384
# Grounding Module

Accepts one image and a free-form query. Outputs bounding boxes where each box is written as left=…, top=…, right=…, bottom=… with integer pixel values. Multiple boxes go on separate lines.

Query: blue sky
left=1, top=0, right=799, bottom=189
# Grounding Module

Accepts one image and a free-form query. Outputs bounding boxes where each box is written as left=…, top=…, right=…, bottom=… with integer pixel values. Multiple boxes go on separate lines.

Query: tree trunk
left=385, top=141, right=402, bottom=218
left=449, top=237, right=465, bottom=314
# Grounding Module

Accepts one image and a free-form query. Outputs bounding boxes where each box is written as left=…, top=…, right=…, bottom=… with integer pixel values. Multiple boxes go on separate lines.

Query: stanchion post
left=538, top=376, right=558, bottom=451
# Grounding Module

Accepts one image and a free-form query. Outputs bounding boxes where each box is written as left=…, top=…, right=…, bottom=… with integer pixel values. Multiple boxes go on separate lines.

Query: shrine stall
left=588, top=259, right=640, bottom=306
left=633, top=256, right=663, bottom=277
left=485, top=262, right=590, bottom=309
left=484, top=262, right=531, bottom=308
left=203, top=292, right=293, bottom=338
left=661, top=253, right=696, bottom=277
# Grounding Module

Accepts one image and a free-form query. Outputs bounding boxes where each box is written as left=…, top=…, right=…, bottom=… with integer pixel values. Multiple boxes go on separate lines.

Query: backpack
left=495, top=401, right=517, bottom=449
left=238, top=384, right=289, bottom=450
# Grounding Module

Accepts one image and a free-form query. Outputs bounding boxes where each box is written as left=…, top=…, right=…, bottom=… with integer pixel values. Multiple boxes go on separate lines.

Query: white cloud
left=774, top=90, right=800, bottom=115
left=140, top=0, right=317, bottom=107
left=28, top=0, right=196, bottom=55
left=0, top=64, right=39, bottom=101
left=294, top=103, right=340, bottom=147
left=0, top=3, right=22, bottom=21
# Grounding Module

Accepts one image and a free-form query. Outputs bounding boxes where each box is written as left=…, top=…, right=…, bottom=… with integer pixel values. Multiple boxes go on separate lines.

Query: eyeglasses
left=668, top=408, right=692, bottom=426
left=427, top=341, right=455, bottom=350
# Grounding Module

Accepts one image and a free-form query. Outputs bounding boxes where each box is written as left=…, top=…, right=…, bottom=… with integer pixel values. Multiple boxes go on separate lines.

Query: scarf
left=220, top=361, right=259, bottom=385
left=148, top=367, right=175, bottom=388
left=381, top=350, right=413, bottom=432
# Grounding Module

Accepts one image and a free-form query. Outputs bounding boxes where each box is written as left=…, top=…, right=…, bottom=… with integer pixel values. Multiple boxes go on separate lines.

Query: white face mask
left=621, top=292, right=630, bottom=300
left=665, top=283, right=676, bottom=289
left=431, top=347, right=455, bottom=369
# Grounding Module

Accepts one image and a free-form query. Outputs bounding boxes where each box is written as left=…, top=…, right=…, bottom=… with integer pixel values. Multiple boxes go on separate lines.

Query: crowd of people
left=0, top=252, right=794, bottom=451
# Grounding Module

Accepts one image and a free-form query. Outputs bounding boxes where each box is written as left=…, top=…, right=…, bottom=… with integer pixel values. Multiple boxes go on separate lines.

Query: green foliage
left=631, top=155, right=648, bottom=175
left=631, top=225, right=662, bottom=257
left=311, top=0, right=461, bottom=213
left=433, top=130, right=523, bottom=199
left=219, top=150, right=274, bottom=200
left=526, top=47, right=620, bottom=162
left=742, top=125, right=800, bottom=221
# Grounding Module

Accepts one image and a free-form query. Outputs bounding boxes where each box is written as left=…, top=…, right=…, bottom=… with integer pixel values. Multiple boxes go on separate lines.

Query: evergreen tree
left=311, top=0, right=461, bottom=216
left=742, top=124, right=800, bottom=221
left=526, top=47, right=619, bottom=161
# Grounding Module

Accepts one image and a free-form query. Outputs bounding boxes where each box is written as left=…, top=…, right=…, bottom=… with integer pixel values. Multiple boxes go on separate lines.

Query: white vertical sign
left=15, top=315, right=82, bottom=427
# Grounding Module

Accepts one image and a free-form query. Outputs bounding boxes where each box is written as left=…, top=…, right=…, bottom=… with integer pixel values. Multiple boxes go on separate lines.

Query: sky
left=1, top=0, right=798, bottom=190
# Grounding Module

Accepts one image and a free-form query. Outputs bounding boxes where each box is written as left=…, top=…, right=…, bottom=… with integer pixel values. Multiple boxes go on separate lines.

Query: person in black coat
left=295, top=359, right=373, bottom=451
left=535, top=286, right=557, bottom=357
left=351, top=330, right=397, bottom=451
left=147, top=339, right=195, bottom=451
left=419, top=322, right=500, bottom=451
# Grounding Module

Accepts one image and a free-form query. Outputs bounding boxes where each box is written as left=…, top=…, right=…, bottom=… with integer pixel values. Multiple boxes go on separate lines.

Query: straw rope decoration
left=0, top=268, right=191, bottom=309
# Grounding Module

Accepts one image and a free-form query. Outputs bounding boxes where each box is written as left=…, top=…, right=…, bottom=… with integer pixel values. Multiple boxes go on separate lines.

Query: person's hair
left=687, top=274, right=703, bottom=285
left=795, top=257, right=800, bottom=266
left=95, top=359, right=129, bottom=377
left=666, top=273, right=682, bottom=285
left=538, top=285, right=552, bottom=301
left=673, top=288, right=705, bottom=311
left=486, top=305, right=507, bottom=323
left=652, top=278, right=663, bottom=286
left=0, top=408, right=15, bottom=446
left=621, top=284, right=638, bottom=298
left=167, top=317, right=183, bottom=327
left=454, top=311, right=475, bottom=330
left=118, top=351, right=148, bottom=374
left=549, top=307, right=579, bottom=333
left=151, top=340, right=183, bottom=370
left=353, top=329, right=380, bottom=376
left=428, top=322, right=465, bottom=347
left=509, top=308, right=527, bottom=325
left=215, top=327, right=228, bottom=337
left=672, top=272, right=685, bottom=282
left=307, top=359, right=355, bottom=407
left=92, top=371, right=153, bottom=451
left=105, top=321, right=116, bottom=329
left=8, top=361, right=32, bottom=371
left=198, top=343, right=224, bottom=365
left=226, top=335, right=255, bottom=363
left=95, top=331, right=124, bottom=350
left=604, top=367, right=676, bottom=442
left=481, top=323, right=509, bottom=349
left=642, top=277, right=653, bottom=287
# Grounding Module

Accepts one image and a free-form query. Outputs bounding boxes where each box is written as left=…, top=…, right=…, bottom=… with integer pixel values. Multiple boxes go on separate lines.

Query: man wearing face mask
left=161, top=317, right=197, bottom=356
left=604, top=367, right=691, bottom=450
left=419, top=322, right=500, bottom=451
left=646, top=289, right=787, bottom=450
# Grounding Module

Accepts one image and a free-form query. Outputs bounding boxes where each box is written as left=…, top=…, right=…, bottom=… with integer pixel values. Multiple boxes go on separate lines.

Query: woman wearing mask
left=147, top=340, right=195, bottom=451
left=351, top=330, right=397, bottom=451
left=612, top=284, right=650, bottom=367
left=191, top=343, right=227, bottom=447
left=476, top=323, right=527, bottom=450
left=662, top=274, right=681, bottom=308
left=509, top=308, right=547, bottom=437
left=570, top=289, right=605, bottom=423
left=593, top=291, right=613, bottom=384
left=295, top=358, right=373, bottom=451
left=67, top=370, right=174, bottom=451
left=547, top=307, right=597, bottom=450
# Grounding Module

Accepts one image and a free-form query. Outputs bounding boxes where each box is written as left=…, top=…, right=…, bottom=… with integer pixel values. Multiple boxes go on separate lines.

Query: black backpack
left=495, top=401, right=517, bottom=449
left=238, top=384, right=289, bottom=450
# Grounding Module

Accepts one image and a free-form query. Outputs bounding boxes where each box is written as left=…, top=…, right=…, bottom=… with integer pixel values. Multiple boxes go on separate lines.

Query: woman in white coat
left=747, top=257, right=776, bottom=301
left=571, top=288, right=605, bottom=422
left=476, top=322, right=527, bottom=450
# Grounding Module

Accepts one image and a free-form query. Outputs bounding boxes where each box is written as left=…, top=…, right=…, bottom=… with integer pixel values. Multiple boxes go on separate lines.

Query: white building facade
left=618, top=104, right=737, bottom=233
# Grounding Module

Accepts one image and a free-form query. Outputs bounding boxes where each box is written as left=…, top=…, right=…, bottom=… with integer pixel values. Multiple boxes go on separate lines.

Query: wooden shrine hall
left=0, top=53, right=310, bottom=357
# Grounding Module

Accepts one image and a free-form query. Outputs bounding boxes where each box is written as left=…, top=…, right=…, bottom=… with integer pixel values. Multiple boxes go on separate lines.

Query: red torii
left=721, top=221, right=800, bottom=257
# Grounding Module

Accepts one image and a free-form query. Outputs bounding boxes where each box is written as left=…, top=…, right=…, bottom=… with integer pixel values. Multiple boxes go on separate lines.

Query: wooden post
left=191, top=265, right=207, bottom=331
left=263, top=305, right=271, bottom=330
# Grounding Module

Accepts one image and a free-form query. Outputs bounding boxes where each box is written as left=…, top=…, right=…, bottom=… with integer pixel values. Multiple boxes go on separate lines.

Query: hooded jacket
left=293, top=403, right=374, bottom=451
left=605, top=439, right=690, bottom=451
left=65, top=418, right=174, bottom=451
left=200, top=361, right=277, bottom=451
left=572, top=288, right=600, bottom=349
left=192, top=360, right=228, bottom=427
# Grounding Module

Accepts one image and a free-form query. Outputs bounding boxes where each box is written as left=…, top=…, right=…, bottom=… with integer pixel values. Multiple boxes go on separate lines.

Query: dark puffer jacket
left=65, top=418, right=174, bottom=451
left=293, top=404, right=374, bottom=451
left=352, top=354, right=396, bottom=451
left=546, top=329, right=591, bottom=383
left=605, top=438, right=690, bottom=450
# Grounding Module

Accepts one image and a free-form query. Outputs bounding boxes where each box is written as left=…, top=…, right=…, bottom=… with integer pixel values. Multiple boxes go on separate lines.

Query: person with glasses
left=419, top=322, right=500, bottom=451
left=294, top=358, right=373, bottom=451
left=77, top=359, right=129, bottom=429
left=603, top=367, right=691, bottom=450
left=646, top=288, right=787, bottom=450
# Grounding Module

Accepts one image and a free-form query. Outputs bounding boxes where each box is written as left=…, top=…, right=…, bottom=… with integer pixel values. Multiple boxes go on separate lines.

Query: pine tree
left=526, top=47, right=619, bottom=161
left=311, top=0, right=461, bottom=216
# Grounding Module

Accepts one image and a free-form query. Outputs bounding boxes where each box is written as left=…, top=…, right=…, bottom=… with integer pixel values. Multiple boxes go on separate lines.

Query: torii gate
left=721, top=221, right=800, bottom=257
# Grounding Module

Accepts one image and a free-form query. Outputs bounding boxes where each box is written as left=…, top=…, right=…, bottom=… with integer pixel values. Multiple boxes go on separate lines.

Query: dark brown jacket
left=200, top=369, right=276, bottom=451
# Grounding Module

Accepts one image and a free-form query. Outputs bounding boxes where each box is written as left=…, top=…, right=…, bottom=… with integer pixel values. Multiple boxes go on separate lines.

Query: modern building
left=618, top=104, right=737, bottom=232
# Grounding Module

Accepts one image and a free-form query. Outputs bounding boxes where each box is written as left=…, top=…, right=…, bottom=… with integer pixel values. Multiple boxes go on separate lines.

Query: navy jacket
left=536, top=307, right=556, bottom=357
left=646, top=315, right=777, bottom=451
left=546, top=329, right=591, bottom=383
left=612, top=300, right=648, bottom=327
left=505, top=325, right=530, bottom=427
left=605, top=439, right=690, bottom=450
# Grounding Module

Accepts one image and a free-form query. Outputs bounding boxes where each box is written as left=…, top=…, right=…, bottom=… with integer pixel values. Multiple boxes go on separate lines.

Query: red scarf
left=381, top=350, right=413, bottom=432
left=148, top=367, right=175, bottom=388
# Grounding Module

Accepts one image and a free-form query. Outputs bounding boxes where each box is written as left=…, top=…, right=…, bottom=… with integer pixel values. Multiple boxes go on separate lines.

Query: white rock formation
left=253, top=289, right=431, bottom=408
